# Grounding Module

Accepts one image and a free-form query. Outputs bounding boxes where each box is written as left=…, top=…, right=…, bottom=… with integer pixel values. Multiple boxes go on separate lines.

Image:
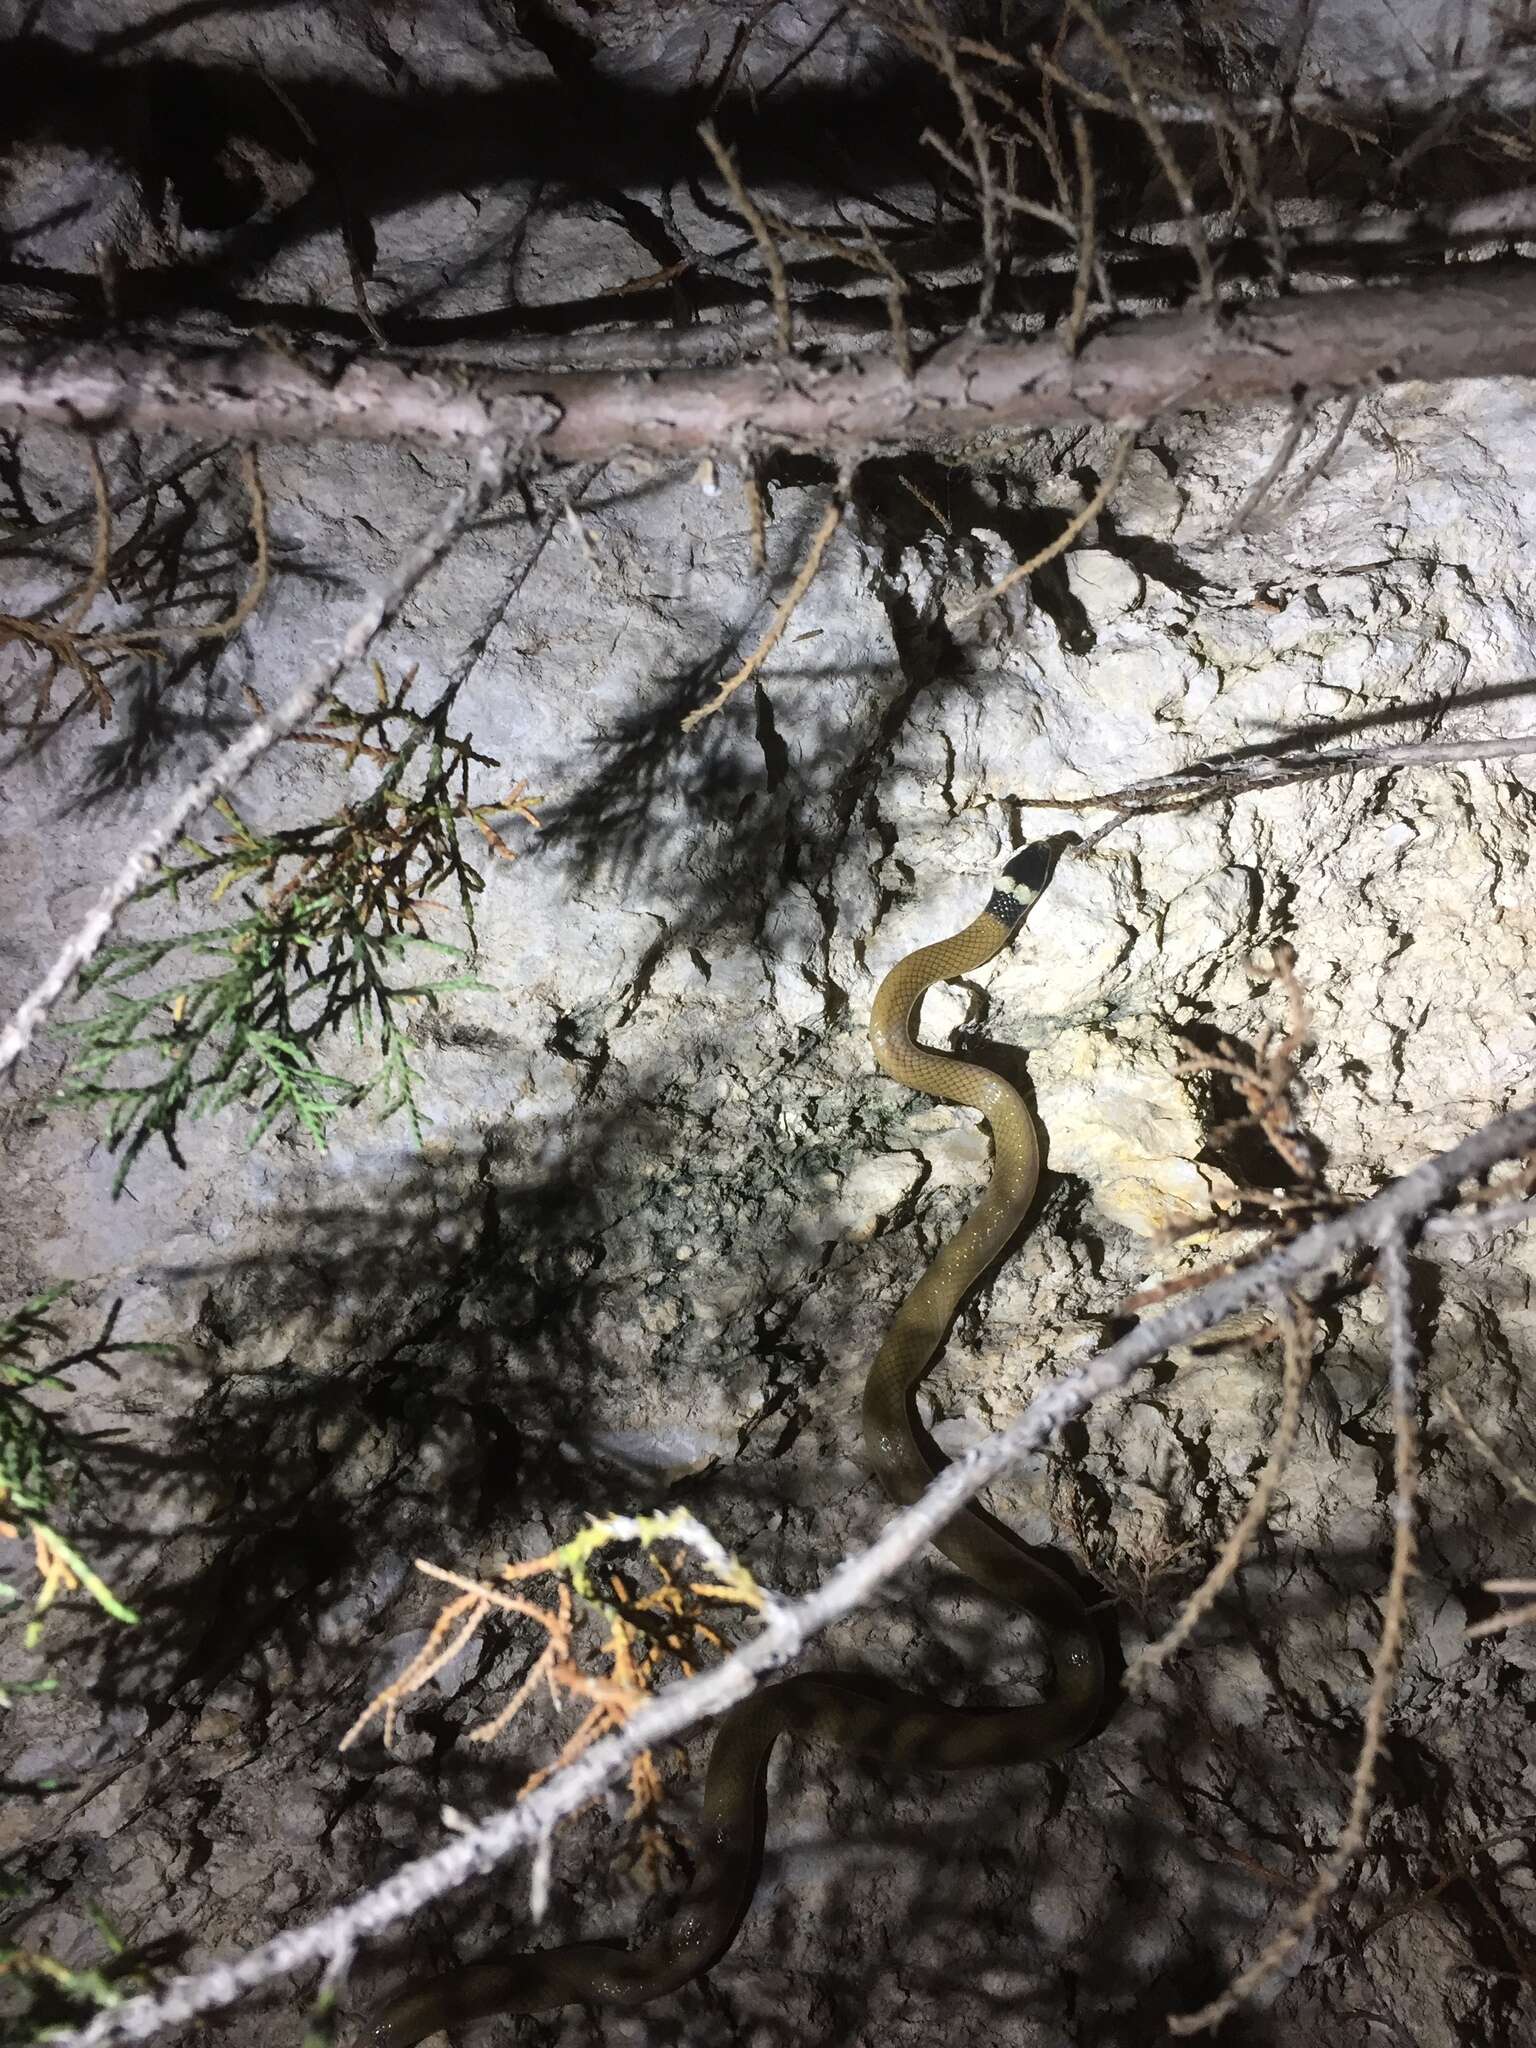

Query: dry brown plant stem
left=1466, top=1581, right=1536, bottom=1639
left=1057, top=0, right=1217, bottom=305
left=60, top=444, right=112, bottom=629
left=910, top=0, right=1001, bottom=325
left=680, top=493, right=844, bottom=731
left=744, top=469, right=768, bottom=572
left=698, top=122, right=794, bottom=357
left=1171, top=1228, right=1422, bottom=2034
left=957, top=427, right=1133, bottom=618
left=923, top=129, right=1072, bottom=236
left=264, top=73, right=388, bottom=350
left=1442, top=1388, right=1536, bottom=1511
left=1065, top=108, right=1097, bottom=351
left=1128, top=1303, right=1316, bottom=1689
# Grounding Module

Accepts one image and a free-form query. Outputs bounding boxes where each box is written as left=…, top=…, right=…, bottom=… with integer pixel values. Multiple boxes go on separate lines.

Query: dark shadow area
left=0, top=34, right=950, bottom=324
left=524, top=458, right=1003, bottom=987
left=65, top=645, right=243, bottom=807
left=4, top=21, right=1536, bottom=362
left=77, top=1107, right=668, bottom=1709
left=336, top=1527, right=1481, bottom=2048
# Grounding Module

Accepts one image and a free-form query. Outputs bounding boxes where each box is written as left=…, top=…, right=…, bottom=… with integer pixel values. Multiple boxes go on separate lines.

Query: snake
left=372, top=841, right=1105, bottom=2045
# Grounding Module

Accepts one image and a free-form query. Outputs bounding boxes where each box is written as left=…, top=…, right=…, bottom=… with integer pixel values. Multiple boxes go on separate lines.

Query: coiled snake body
left=374, top=843, right=1103, bottom=2045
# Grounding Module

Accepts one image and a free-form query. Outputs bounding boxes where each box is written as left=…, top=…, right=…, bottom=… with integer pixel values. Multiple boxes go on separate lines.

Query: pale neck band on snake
left=371, top=842, right=1105, bottom=2046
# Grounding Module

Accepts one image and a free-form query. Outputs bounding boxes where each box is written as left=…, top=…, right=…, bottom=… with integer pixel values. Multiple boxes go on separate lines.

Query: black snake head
left=986, top=840, right=1063, bottom=930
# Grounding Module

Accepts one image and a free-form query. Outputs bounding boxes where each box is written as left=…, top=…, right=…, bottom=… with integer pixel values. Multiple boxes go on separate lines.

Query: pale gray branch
left=8, top=270, right=1536, bottom=459
left=50, top=1090, right=1536, bottom=2048
left=1027, top=731, right=1536, bottom=846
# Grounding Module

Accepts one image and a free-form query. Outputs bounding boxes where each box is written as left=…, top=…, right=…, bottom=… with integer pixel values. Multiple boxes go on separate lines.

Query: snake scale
left=373, top=842, right=1104, bottom=2045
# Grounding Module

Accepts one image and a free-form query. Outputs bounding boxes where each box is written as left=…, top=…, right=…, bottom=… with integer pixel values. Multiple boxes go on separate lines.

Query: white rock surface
left=2, top=5, right=1534, bottom=2047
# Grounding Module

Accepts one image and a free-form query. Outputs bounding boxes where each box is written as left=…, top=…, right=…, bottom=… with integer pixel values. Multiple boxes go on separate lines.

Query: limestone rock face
left=3, top=6, right=1535, bottom=2047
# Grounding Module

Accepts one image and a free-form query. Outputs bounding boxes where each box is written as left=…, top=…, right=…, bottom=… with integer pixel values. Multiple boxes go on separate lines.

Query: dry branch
left=9, top=269, right=1536, bottom=458
left=1027, top=732, right=1536, bottom=848
left=0, top=440, right=514, bottom=1083
left=1059, top=0, right=1216, bottom=306
left=1170, top=1228, right=1424, bottom=2032
left=44, top=1093, right=1536, bottom=2048
left=1127, top=1303, right=1316, bottom=1689
left=957, top=426, right=1132, bottom=618
left=681, top=493, right=844, bottom=730
left=910, top=0, right=1001, bottom=326
left=697, top=122, right=794, bottom=357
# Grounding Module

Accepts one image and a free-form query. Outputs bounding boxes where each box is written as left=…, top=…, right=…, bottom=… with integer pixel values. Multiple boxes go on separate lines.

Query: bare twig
left=744, top=468, right=768, bottom=573
left=698, top=122, right=794, bottom=358
left=1128, top=1303, right=1315, bottom=1688
left=265, top=73, right=388, bottom=350
left=1058, top=0, right=1217, bottom=306
left=1442, top=1389, right=1536, bottom=1511
left=1174, top=941, right=1317, bottom=1184
left=1215, top=114, right=1288, bottom=291
left=1064, top=109, right=1097, bottom=353
left=43, top=1095, right=1536, bottom=2048
left=957, top=427, right=1134, bottom=619
left=910, top=0, right=1000, bottom=326
left=0, top=439, right=514, bottom=1082
left=1267, top=392, right=1362, bottom=525
left=923, top=128, right=1072, bottom=235
left=1223, top=390, right=1318, bottom=536
left=1467, top=1582, right=1536, bottom=1640
left=1425, top=1196, right=1536, bottom=1240
left=860, top=223, right=913, bottom=378
left=1034, top=733, right=1536, bottom=846
left=59, top=444, right=112, bottom=629
left=681, top=493, right=844, bottom=731
left=2, top=446, right=270, bottom=726
left=5, top=446, right=269, bottom=657
left=1171, top=1228, right=1422, bottom=2034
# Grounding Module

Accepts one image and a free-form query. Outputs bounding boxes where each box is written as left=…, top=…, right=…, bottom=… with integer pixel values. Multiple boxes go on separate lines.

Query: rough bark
left=6, top=268, right=1536, bottom=460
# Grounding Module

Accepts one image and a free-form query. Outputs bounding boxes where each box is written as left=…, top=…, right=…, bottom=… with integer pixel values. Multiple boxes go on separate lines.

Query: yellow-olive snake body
left=373, top=844, right=1104, bottom=2045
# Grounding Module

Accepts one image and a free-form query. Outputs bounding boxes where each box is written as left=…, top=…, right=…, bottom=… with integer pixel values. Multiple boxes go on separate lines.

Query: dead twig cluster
left=341, top=1512, right=763, bottom=1877
left=0, top=445, right=269, bottom=730
left=1167, top=1228, right=1423, bottom=2035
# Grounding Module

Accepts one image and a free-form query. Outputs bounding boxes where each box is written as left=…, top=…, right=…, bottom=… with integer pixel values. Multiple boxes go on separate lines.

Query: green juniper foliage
left=59, top=664, right=540, bottom=1195
left=0, top=1285, right=154, bottom=1648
